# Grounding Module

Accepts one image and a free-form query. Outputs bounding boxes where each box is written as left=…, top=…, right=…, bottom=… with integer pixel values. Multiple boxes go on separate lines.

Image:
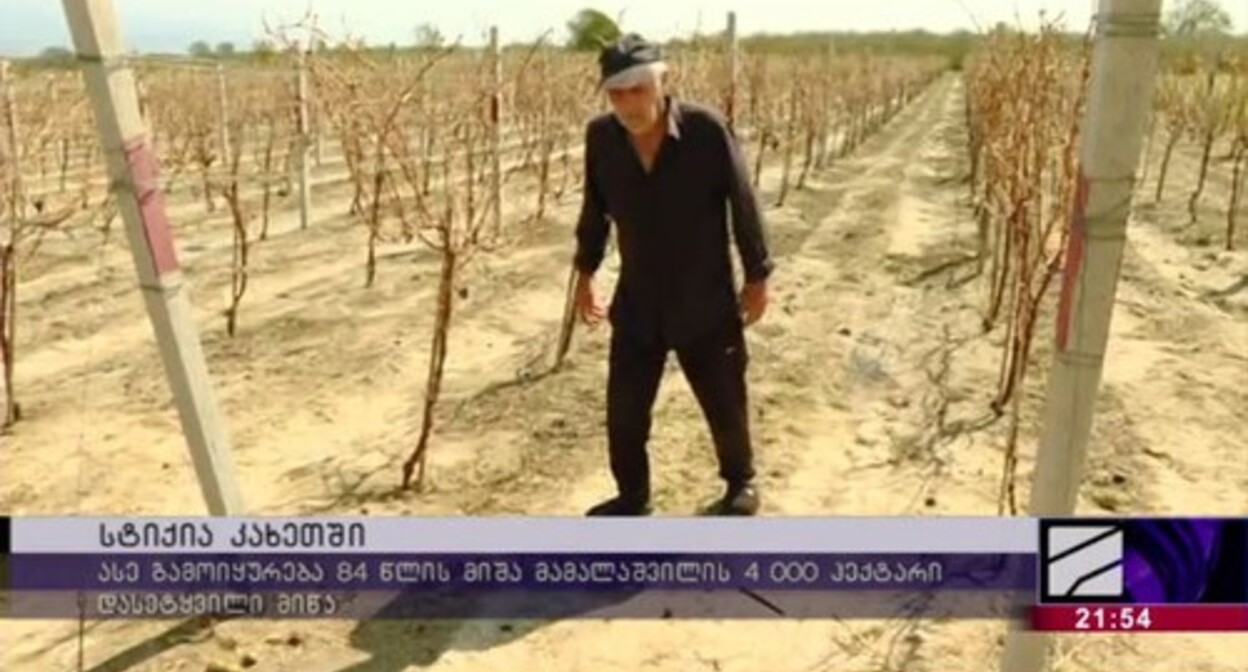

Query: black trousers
left=606, top=315, right=756, bottom=501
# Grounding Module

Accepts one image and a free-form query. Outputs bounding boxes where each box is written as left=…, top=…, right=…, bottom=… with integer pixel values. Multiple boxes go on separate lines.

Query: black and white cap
left=598, top=34, right=668, bottom=90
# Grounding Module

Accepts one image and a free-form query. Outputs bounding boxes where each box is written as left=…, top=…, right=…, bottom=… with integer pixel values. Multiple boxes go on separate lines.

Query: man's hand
left=576, top=272, right=606, bottom=327
left=739, top=280, right=768, bottom=326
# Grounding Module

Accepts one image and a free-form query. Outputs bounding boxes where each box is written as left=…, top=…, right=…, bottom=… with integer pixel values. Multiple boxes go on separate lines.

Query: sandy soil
left=3, top=73, right=1246, bottom=671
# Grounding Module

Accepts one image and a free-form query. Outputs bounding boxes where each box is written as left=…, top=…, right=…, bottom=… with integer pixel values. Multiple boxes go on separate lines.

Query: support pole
left=817, top=40, right=834, bottom=168
left=313, top=104, right=324, bottom=167
left=489, top=26, right=503, bottom=240
left=998, top=1, right=1162, bottom=669
left=60, top=0, right=243, bottom=515
left=0, top=59, right=23, bottom=430
left=725, top=12, right=738, bottom=134
left=294, top=41, right=311, bottom=230
left=1, top=60, right=23, bottom=217
left=310, top=41, right=323, bottom=168
left=215, top=63, right=231, bottom=171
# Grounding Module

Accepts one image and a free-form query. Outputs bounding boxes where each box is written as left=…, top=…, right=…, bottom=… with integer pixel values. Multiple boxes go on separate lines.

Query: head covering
left=598, top=34, right=667, bottom=90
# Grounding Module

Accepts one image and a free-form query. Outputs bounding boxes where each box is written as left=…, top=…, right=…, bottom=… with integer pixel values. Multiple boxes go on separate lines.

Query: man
left=573, top=34, right=775, bottom=517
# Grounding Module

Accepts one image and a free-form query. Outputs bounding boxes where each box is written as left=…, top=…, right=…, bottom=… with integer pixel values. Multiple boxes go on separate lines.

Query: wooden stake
left=817, top=40, right=834, bottom=168
left=1, top=60, right=23, bottom=217
left=294, top=41, right=311, bottom=230
left=725, top=12, right=738, bottom=134
left=215, top=63, right=231, bottom=172
left=59, top=0, right=243, bottom=515
left=1, top=60, right=24, bottom=429
left=309, top=42, right=324, bottom=167
left=489, top=26, right=503, bottom=240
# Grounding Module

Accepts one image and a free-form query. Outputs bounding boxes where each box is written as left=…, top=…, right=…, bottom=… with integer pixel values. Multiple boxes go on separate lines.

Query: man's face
left=607, top=78, right=662, bottom=135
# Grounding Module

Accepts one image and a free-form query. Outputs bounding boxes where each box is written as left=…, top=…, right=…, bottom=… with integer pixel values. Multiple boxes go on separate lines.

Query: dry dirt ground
left=3, top=73, right=1246, bottom=671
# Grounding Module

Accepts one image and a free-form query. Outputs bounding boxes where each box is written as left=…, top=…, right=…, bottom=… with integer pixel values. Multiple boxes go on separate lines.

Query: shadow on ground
left=82, top=617, right=230, bottom=672
left=336, top=589, right=645, bottom=671
left=73, top=591, right=643, bottom=672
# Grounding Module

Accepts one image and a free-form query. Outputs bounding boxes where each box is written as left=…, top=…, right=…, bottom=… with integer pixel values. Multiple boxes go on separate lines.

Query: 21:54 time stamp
left=1031, top=605, right=1248, bottom=632
left=1072, top=606, right=1153, bottom=630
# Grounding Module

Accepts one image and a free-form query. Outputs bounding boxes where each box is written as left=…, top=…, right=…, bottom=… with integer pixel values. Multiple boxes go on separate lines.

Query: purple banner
left=7, top=552, right=1034, bottom=591
left=4, top=588, right=1033, bottom=620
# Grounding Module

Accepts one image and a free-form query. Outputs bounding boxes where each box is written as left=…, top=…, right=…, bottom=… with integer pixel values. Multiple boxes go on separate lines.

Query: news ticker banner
left=0, top=516, right=1244, bottom=627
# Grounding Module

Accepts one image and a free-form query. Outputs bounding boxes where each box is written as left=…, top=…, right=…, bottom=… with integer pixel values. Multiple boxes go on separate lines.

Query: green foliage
left=252, top=39, right=277, bottom=64
left=414, top=23, right=446, bottom=49
left=948, top=50, right=966, bottom=72
left=566, top=9, right=621, bottom=51
left=14, top=46, right=78, bottom=72
left=1164, top=0, right=1234, bottom=37
left=188, top=40, right=213, bottom=58
left=38, top=46, right=74, bottom=61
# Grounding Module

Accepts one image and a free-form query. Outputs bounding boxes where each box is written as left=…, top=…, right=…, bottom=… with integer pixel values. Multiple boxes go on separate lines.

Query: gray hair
left=601, top=61, right=668, bottom=91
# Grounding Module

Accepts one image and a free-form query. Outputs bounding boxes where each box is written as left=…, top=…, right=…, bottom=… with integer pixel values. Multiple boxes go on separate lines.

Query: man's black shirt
left=573, top=97, right=775, bottom=348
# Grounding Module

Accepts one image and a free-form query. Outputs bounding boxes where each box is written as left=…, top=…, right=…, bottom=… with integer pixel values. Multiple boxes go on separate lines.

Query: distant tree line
left=14, top=1, right=1245, bottom=73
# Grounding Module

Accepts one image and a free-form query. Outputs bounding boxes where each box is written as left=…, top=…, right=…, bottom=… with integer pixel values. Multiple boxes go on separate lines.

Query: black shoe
left=586, top=496, right=652, bottom=517
left=710, top=483, right=759, bottom=516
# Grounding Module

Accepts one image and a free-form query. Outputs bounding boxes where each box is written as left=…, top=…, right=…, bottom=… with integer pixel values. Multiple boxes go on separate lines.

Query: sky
left=3, top=0, right=1246, bottom=56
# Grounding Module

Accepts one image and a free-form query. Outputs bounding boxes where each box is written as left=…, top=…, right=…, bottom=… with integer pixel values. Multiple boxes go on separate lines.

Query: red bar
left=1032, top=605, right=1248, bottom=632
left=1055, top=170, right=1090, bottom=352
left=124, top=136, right=181, bottom=277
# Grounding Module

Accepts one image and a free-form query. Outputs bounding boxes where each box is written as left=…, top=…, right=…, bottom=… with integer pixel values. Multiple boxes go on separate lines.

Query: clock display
left=1074, top=606, right=1153, bottom=630
left=1031, top=605, right=1248, bottom=632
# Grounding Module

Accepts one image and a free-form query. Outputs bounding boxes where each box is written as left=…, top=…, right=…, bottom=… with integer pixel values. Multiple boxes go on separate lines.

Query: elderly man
left=573, top=34, right=775, bottom=516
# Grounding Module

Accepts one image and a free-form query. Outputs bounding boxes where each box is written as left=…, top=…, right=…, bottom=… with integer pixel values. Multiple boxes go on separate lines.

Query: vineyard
left=1, top=31, right=943, bottom=482
left=3, top=8, right=1248, bottom=672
